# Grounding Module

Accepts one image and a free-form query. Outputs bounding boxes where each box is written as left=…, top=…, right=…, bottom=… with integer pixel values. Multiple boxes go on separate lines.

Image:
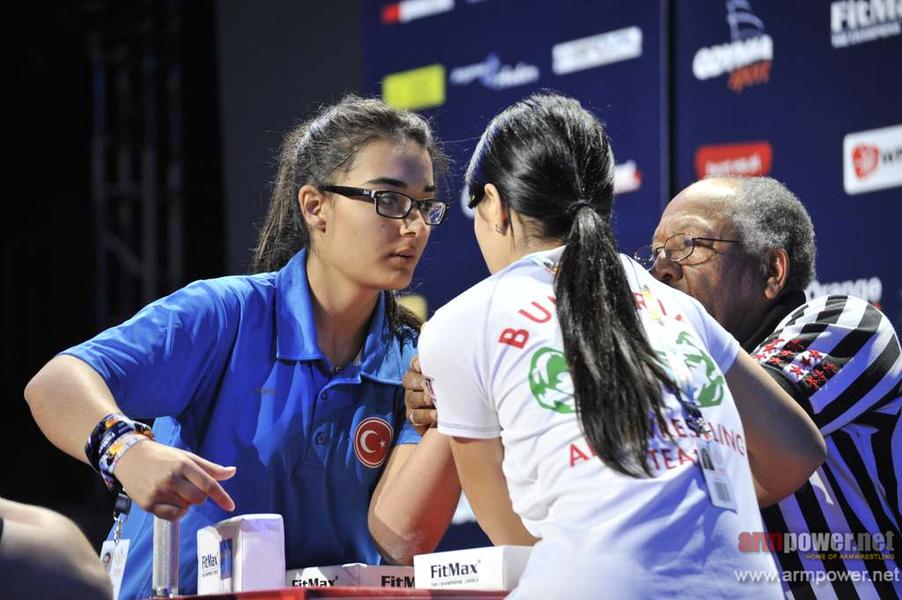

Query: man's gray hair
left=723, top=177, right=816, bottom=291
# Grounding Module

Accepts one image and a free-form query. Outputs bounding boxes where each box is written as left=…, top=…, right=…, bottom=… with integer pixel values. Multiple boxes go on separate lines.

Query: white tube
left=152, top=516, right=179, bottom=597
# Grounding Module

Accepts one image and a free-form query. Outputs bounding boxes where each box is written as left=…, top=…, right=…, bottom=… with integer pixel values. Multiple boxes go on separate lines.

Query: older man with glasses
left=640, top=176, right=900, bottom=599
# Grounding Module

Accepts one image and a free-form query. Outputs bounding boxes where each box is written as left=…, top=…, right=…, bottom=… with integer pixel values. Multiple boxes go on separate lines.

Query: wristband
left=85, top=413, right=154, bottom=492
left=86, top=414, right=123, bottom=472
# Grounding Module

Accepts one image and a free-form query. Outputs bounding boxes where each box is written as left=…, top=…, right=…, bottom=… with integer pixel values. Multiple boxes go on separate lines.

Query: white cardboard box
left=286, top=563, right=415, bottom=588
left=413, top=545, right=532, bottom=590
left=196, top=514, right=285, bottom=594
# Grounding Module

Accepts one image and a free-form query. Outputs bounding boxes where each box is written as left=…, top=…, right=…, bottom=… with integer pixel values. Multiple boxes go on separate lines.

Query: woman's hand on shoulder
left=113, top=441, right=237, bottom=520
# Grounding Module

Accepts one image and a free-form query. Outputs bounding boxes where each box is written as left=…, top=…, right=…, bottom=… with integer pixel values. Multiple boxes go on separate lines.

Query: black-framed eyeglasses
left=633, top=233, right=740, bottom=270
left=320, top=185, right=450, bottom=226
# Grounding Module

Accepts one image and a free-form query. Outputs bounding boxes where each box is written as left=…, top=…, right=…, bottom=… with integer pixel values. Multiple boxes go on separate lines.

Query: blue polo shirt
left=63, top=249, right=420, bottom=598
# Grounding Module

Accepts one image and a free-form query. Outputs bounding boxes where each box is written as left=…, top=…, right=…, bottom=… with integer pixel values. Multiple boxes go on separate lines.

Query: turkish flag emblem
left=852, top=144, right=880, bottom=179
left=353, top=417, right=393, bottom=468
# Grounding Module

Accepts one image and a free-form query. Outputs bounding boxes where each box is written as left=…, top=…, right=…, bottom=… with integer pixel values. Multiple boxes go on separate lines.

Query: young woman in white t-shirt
left=417, top=94, right=826, bottom=598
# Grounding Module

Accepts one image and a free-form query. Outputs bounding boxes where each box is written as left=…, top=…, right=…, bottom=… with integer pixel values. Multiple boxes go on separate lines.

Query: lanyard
left=112, top=493, right=131, bottom=545
left=659, top=345, right=711, bottom=437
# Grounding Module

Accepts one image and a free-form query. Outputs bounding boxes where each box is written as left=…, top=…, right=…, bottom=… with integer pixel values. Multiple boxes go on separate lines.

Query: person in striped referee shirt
left=647, top=176, right=900, bottom=599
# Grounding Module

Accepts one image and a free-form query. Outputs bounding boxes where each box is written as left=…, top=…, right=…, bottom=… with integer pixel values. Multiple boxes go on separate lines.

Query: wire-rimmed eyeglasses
left=633, top=233, right=740, bottom=270
left=320, top=185, right=450, bottom=226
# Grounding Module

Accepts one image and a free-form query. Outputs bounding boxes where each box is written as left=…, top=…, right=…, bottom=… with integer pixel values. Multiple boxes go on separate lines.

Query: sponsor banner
left=552, top=26, right=643, bottom=75
left=694, top=141, right=772, bottom=178
left=366, top=0, right=665, bottom=322
left=614, top=160, right=643, bottom=194
left=831, top=0, right=902, bottom=48
left=692, top=1, right=772, bottom=92
left=449, top=53, right=539, bottom=90
left=675, top=1, right=901, bottom=338
left=457, top=160, right=643, bottom=223
left=288, top=564, right=415, bottom=588
left=414, top=545, right=532, bottom=590
left=806, top=276, right=883, bottom=306
left=381, top=0, right=454, bottom=25
left=197, top=514, right=286, bottom=594
left=382, top=64, right=446, bottom=110
left=843, top=124, right=902, bottom=194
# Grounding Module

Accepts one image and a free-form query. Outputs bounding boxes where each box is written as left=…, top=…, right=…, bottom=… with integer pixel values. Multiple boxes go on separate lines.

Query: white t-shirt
left=419, top=247, right=781, bottom=599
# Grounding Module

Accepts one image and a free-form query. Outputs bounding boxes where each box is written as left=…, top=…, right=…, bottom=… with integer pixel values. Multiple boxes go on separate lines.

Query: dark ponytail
left=252, top=95, right=446, bottom=340
left=557, top=210, right=674, bottom=477
left=253, top=124, right=311, bottom=274
left=467, top=93, right=673, bottom=477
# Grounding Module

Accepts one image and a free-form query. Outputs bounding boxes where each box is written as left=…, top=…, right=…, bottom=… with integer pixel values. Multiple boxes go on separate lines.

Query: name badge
left=696, top=440, right=738, bottom=511
left=100, top=538, right=130, bottom=600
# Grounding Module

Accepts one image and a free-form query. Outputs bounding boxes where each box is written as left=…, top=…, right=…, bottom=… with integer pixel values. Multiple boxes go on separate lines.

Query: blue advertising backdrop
left=362, top=0, right=668, bottom=317
left=674, top=0, right=901, bottom=326
left=363, top=0, right=900, bottom=324
left=362, top=0, right=901, bottom=549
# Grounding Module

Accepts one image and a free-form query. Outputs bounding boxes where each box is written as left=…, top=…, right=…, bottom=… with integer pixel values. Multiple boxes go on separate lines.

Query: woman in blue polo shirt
left=24, top=96, right=461, bottom=598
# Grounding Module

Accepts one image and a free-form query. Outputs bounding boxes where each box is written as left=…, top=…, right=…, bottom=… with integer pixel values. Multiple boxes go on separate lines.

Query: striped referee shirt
left=747, top=293, right=901, bottom=599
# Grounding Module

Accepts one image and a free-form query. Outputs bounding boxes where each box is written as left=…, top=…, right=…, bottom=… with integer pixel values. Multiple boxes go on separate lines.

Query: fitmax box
left=413, top=545, right=532, bottom=590
left=287, top=563, right=414, bottom=588
left=196, top=514, right=285, bottom=594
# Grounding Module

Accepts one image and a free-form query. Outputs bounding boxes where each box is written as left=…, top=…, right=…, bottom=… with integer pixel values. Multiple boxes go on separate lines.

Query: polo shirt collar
left=275, top=248, right=408, bottom=385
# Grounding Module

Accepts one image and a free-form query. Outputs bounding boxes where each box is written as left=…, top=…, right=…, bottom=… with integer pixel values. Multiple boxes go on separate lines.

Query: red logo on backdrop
left=353, top=417, right=393, bottom=468
left=381, top=3, right=401, bottom=24
left=852, top=144, right=880, bottom=179
left=695, top=142, right=773, bottom=179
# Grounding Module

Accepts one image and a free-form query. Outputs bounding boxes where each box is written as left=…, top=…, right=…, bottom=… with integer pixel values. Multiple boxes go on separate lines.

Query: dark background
left=4, top=0, right=900, bottom=555
left=4, top=0, right=366, bottom=549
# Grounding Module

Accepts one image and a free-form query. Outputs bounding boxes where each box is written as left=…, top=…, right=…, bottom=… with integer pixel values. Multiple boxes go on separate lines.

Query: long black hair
left=253, top=95, right=446, bottom=339
left=466, top=93, right=673, bottom=477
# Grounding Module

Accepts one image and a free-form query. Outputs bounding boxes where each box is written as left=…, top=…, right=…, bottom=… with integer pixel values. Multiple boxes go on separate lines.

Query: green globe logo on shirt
left=674, top=330, right=725, bottom=407
left=529, top=347, right=575, bottom=414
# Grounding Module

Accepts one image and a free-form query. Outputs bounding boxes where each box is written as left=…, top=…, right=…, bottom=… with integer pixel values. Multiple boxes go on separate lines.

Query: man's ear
left=482, top=183, right=509, bottom=234
left=762, top=247, right=790, bottom=300
left=299, top=184, right=328, bottom=232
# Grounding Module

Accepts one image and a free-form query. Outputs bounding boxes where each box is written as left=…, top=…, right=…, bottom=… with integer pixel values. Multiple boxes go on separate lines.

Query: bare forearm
left=369, top=430, right=461, bottom=564
left=0, top=498, right=112, bottom=600
left=24, top=355, right=121, bottom=464
left=25, top=356, right=238, bottom=520
left=450, top=436, right=538, bottom=546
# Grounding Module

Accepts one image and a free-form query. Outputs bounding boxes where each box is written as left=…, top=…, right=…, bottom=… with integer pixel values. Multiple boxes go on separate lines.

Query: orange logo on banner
left=852, top=144, right=880, bottom=179
left=695, top=142, right=773, bottom=179
left=353, top=417, right=393, bottom=468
